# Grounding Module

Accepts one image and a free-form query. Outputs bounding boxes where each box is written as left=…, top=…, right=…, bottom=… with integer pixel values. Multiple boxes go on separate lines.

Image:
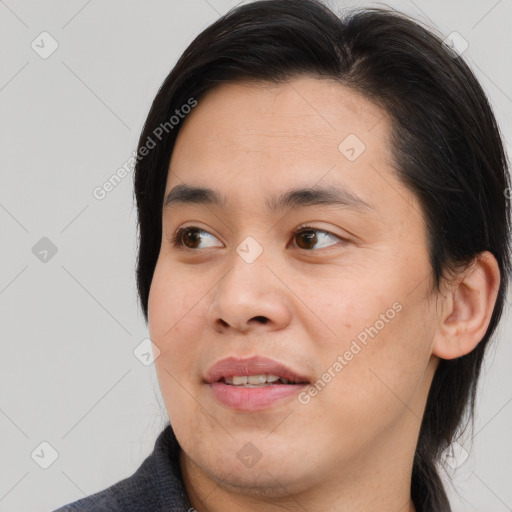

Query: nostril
left=215, top=316, right=269, bottom=331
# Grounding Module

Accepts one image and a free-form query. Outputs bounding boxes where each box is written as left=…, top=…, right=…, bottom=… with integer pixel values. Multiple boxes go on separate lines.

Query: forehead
left=171, top=77, right=387, bottom=157
left=166, top=77, right=404, bottom=215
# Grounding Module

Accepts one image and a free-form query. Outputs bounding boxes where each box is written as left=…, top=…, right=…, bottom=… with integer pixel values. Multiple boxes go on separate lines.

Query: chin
left=190, top=440, right=312, bottom=494
left=208, top=461, right=308, bottom=498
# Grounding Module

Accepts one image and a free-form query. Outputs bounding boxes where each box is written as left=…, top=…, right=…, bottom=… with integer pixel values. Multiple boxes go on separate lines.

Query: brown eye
left=171, top=227, right=223, bottom=250
left=295, top=229, right=318, bottom=250
left=181, top=228, right=201, bottom=248
left=292, top=227, right=344, bottom=250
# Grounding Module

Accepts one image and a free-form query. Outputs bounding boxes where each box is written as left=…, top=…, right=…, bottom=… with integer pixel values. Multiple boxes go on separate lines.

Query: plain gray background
left=0, top=1, right=511, bottom=511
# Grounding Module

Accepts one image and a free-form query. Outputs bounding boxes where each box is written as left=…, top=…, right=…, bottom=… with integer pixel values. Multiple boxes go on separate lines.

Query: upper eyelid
left=294, top=225, right=342, bottom=237
left=176, top=225, right=341, bottom=238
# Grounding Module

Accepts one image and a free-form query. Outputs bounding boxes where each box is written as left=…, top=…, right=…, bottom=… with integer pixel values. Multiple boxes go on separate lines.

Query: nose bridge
left=207, top=237, right=292, bottom=332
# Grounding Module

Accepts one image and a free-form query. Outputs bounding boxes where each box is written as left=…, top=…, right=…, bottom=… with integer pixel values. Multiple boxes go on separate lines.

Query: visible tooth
left=247, top=374, right=266, bottom=385
left=224, top=374, right=293, bottom=386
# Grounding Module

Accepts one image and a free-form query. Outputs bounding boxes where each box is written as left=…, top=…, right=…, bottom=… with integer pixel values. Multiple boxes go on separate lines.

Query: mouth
left=221, top=374, right=307, bottom=386
left=205, top=355, right=310, bottom=385
left=205, top=356, right=310, bottom=410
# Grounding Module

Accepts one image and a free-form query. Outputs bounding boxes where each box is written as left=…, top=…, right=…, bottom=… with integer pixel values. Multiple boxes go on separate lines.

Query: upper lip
left=205, top=356, right=310, bottom=384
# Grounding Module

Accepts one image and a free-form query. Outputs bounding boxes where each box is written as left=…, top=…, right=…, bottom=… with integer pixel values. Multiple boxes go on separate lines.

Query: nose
left=206, top=248, right=293, bottom=334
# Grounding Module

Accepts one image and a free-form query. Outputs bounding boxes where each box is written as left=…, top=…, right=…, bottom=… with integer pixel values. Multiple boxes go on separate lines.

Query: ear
left=432, top=251, right=501, bottom=360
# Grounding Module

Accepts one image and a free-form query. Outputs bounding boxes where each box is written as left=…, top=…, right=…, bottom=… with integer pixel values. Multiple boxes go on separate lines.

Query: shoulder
left=52, top=425, right=192, bottom=512
left=52, top=460, right=156, bottom=511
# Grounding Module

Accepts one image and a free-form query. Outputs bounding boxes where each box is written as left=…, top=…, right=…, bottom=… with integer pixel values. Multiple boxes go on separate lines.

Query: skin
left=147, top=76, right=500, bottom=512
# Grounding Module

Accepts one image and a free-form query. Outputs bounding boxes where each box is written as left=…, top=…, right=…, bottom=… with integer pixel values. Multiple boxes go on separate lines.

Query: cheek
left=327, top=305, right=433, bottom=437
left=304, top=269, right=434, bottom=418
left=148, top=263, right=208, bottom=432
left=148, top=261, right=202, bottom=339
left=148, top=262, right=206, bottom=383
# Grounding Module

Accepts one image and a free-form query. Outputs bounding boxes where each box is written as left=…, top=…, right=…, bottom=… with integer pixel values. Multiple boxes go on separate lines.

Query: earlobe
left=432, top=251, right=501, bottom=360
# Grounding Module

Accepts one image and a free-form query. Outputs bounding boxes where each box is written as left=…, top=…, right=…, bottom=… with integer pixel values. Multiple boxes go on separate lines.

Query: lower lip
left=208, top=382, right=307, bottom=410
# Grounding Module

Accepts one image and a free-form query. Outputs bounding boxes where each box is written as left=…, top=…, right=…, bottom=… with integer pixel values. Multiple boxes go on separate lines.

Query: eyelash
left=169, top=224, right=347, bottom=252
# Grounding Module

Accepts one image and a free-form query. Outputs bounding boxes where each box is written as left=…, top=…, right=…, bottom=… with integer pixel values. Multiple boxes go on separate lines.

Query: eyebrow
left=163, top=183, right=374, bottom=213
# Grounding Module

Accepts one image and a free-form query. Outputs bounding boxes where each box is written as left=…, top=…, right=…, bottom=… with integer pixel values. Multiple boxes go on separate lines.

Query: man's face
left=148, top=77, right=440, bottom=493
